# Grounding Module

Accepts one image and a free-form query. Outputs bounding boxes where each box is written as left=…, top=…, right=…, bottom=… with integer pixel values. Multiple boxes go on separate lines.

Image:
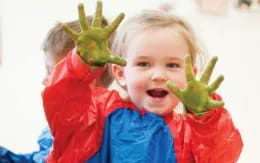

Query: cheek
left=127, top=76, right=147, bottom=90
left=168, top=70, right=187, bottom=89
left=124, top=70, right=147, bottom=90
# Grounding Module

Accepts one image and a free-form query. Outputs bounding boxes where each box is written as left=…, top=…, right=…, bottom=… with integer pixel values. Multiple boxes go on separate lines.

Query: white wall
left=0, top=0, right=160, bottom=153
left=1, top=0, right=260, bottom=162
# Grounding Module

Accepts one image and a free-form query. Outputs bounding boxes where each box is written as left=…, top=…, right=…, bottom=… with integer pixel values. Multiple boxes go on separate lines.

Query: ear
left=111, top=64, right=127, bottom=89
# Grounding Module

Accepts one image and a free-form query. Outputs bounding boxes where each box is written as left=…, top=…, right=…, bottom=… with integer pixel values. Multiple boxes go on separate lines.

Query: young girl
left=43, top=2, right=243, bottom=163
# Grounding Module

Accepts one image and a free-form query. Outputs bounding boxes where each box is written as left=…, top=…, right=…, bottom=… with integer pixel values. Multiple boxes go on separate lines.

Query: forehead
left=126, top=28, right=189, bottom=59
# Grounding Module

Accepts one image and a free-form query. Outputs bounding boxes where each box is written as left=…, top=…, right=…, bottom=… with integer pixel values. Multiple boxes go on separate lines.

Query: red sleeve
left=187, top=109, right=243, bottom=162
left=165, top=94, right=243, bottom=163
left=42, top=49, right=119, bottom=163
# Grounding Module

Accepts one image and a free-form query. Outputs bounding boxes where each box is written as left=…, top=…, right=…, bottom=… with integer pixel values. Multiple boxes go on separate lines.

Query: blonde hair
left=42, top=17, right=114, bottom=88
left=111, top=10, right=206, bottom=70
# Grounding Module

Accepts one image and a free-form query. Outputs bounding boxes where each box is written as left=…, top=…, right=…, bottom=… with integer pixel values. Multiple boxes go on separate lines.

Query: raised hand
left=62, top=1, right=126, bottom=67
left=166, top=55, right=224, bottom=115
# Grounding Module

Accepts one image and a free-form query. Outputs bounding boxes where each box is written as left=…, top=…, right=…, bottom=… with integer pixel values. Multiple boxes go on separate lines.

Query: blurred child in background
left=0, top=16, right=110, bottom=163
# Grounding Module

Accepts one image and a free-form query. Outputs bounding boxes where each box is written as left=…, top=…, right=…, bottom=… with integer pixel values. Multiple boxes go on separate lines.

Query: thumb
left=166, top=80, right=182, bottom=99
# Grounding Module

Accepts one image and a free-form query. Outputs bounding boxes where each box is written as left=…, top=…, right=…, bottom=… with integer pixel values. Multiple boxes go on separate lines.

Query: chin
left=146, top=108, right=172, bottom=116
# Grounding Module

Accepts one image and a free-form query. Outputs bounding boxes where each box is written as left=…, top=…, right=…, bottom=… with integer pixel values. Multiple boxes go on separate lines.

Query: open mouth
left=147, top=88, right=169, bottom=98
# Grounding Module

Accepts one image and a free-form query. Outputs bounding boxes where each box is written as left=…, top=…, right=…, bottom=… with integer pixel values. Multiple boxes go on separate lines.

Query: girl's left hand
left=166, top=55, right=224, bottom=115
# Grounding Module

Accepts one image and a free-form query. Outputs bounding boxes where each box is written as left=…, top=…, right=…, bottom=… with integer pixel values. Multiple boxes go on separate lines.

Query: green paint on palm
left=167, top=55, right=224, bottom=115
left=62, top=1, right=126, bottom=68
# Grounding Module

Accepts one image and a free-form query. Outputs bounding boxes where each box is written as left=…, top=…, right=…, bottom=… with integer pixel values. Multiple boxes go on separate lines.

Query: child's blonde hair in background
left=42, top=17, right=114, bottom=88
left=111, top=10, right=207, bottom=71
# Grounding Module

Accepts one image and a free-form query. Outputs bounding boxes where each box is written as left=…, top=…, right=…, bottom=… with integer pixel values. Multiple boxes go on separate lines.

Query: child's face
left=114, top=28, right=192, bottom=115
left=42, top=51, right=64, bottom=86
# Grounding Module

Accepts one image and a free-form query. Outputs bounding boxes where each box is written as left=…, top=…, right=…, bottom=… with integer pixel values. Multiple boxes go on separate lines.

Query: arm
left=186, top=95, right=243, bottom=162
left=42, top=51, right=107, bottom=162
left=0, top=126, right=53, bottom=163
left=42, top=2, right=125, bottom=162
left=0, top=146, right=36, bottom=163
left=167, top=55, right=243, bottom=162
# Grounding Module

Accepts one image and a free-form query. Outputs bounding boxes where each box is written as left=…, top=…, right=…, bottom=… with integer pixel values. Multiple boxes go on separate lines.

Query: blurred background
left=0, top=0, right=260, bottom=162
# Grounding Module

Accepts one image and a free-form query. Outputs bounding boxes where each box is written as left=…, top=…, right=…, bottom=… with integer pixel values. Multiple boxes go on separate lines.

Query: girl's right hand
left=62, top=1, right=126, bottom=68
left=167, top=55, right=224, bottom=115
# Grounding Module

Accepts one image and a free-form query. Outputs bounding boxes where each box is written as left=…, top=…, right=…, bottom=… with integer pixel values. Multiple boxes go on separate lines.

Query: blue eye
left=137, top=62, right=150, bottom=67
left=167, top=63, right=179, bottom=68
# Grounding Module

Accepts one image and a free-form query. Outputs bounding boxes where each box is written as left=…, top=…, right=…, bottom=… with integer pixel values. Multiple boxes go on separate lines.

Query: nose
left=150, top=68, right=167, bottom=83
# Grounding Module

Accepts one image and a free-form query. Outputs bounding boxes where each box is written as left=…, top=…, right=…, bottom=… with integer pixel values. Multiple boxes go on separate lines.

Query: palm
left=62, top=1, right=126, bottom=67
left=167, top=55, right=224, bottom=114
